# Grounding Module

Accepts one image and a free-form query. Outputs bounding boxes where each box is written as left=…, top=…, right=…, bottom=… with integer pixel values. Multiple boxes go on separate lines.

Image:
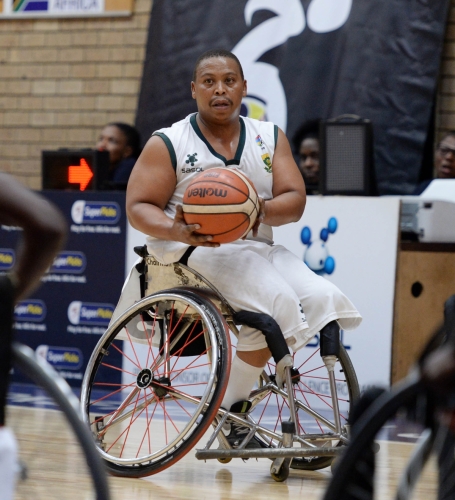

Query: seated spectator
left=414, top=131, right=455, bottom=194
left=292, top=120, right=321, bottom=194
left=96, top=123, right=141, bottom=190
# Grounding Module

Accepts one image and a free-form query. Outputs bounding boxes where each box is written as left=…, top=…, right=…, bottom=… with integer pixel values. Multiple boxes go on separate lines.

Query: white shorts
left=186, top=240, right=362, bottom=352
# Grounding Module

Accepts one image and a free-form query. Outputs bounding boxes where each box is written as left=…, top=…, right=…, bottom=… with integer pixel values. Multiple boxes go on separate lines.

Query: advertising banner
left=1, top=191, right=127, bottom=387
left=1, top=0, right=133, bottom=17
left=274, top=196, right=400, bottom=391
left=137, top=0, right=450, bottom=194
left=124, top=196, right=401, bottom=392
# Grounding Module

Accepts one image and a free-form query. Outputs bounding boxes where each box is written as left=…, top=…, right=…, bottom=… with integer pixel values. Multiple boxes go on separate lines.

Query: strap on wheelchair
left=179, top=246, right=196, bottom=266
left=134, top=245, right=148, bottom=298
left=319, top=320, right=340, bottom=357
left=233, top=311, right=290, bottom=364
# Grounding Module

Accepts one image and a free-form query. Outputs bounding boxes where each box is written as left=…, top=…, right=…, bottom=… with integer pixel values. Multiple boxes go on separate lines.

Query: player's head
left=435, top=131, right=455, bottom=179
left=293, top=120, right=320, bottom=186
left=191, top=49, right=247, bottom=123
left=192, top=49, right=244, bottom=82
left=97, top=123, right=141, bottom=167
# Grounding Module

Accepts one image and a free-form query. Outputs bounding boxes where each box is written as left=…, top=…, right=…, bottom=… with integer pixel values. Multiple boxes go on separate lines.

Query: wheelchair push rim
left=81, top=290, right=231, bottom=476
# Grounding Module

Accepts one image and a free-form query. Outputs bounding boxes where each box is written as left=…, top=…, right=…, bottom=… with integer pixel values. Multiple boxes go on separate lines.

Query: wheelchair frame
left=81, top=253, right=359, bottom=482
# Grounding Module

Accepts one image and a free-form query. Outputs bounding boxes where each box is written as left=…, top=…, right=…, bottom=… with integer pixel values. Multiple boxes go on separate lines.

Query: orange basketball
left=182, top=168, right=259, bottom=244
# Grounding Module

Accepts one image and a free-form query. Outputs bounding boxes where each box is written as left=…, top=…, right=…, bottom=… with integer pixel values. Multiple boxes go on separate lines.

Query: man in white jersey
left=126, top=49, right=362, bottom=449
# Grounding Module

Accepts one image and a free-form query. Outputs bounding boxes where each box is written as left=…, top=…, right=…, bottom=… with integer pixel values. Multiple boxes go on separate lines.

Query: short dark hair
left=109, top=122, right=142, bottom=158
left=192, top=49, right=244, bottom=81
left=292, top=119, right=320, bottom=153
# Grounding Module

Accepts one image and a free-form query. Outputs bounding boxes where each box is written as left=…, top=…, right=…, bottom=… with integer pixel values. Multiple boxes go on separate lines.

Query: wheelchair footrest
left=195, top=446, right=343, bottom=460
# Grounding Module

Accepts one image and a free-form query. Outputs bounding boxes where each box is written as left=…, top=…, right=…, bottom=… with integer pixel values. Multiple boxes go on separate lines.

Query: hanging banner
left=136, top=0, right=450, bottom=194
left=2, top=0, right=133, bottom=17
left=1, top=191, right=126, bottom=387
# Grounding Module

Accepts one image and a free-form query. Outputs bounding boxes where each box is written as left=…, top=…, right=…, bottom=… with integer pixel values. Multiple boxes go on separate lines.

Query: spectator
left=414, top=131, right=455, bottom=194
left=96, top=123, right=141, bottom=190
left=292, top=120, right=321, bottom=195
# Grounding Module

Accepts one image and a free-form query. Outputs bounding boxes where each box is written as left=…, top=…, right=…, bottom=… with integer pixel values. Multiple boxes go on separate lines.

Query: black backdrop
left=136, top=0, right=450, bottom=195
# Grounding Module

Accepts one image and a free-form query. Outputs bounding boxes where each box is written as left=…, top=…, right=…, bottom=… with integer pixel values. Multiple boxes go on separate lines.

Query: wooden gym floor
left=7, top=385, right=437, bottom=500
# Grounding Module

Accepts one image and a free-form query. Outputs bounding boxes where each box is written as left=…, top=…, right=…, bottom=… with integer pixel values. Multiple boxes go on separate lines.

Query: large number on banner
left=233, top=0, right=353, bottom=131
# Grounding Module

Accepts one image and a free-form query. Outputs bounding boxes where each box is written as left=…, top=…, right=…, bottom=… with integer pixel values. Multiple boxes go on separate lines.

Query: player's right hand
left=171, top=205, right=220, bottom=247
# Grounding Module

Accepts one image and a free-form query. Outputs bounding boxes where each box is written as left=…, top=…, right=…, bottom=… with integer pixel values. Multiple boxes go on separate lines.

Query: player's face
left=298, top=137, right=320, bottom=185
left=191, top=57, right=247, bottom=123
left=96, top=125, right=132, bottom=166
left=435, top=135, right=455, bottom=179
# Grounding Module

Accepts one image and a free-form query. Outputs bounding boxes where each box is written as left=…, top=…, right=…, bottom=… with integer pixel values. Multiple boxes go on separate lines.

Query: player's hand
left=251, top=197, right=266, bottom=237
left=172, top=205, right=220, bottom=247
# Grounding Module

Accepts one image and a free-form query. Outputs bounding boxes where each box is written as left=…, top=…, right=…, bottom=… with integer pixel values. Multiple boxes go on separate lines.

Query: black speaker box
left=319, top=116, right=376, bottom=196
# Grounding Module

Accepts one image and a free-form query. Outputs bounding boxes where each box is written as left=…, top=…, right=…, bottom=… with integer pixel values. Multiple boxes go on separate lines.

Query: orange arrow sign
left=68, top=158, right=93, bottom=191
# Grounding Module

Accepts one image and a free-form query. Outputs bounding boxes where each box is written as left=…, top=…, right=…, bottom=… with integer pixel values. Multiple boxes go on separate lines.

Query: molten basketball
left=182, top=168, right=259, bottom=244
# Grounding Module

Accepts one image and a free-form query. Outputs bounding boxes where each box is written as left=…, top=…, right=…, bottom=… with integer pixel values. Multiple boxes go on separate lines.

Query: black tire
left=323, top=375, right=425, bottom=500
left=81, top=289, right=231, bottom=477
left=249, top=345, right=359, bottom=471
left=12, top=342, right=111, bottom=500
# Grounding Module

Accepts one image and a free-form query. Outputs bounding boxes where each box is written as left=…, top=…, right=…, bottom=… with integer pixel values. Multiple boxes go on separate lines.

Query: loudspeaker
left=319, top=115, right=376, bottom=196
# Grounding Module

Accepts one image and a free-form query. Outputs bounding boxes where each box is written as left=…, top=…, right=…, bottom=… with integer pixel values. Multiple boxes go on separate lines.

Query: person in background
left=0, top=173, right=67, bottom=500
left=292, top=119, right=321, bottom=195
left=96, top=122, right=142, bottom=190
left=414, top=131, right=455, bottom=194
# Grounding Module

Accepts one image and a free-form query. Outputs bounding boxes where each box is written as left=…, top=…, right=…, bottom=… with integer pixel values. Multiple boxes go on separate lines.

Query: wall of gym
left=0, top=0, right=455, bottom=189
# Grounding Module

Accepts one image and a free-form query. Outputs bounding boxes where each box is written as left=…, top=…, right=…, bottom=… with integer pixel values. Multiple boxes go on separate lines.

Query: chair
left=80, top=250, right=359, bottom=481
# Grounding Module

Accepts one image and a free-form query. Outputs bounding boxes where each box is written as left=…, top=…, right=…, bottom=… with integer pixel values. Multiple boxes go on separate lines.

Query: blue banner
left=1, top=191, right=126, bottom=387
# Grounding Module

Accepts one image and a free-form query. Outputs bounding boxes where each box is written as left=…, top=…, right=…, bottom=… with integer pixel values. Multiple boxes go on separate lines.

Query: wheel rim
left=81, top=293, right=221, bottom=467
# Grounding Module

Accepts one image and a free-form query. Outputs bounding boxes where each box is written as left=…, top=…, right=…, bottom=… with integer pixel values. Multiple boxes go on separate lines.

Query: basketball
left=182, top=168, right=260, bottom=243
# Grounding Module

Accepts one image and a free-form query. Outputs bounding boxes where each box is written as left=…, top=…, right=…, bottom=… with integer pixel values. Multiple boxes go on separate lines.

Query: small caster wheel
left=270, top=459, right=290, bottom=482
left=217, top=457, right=232, bottom=464
left=330, top=457, right=338, bottom=473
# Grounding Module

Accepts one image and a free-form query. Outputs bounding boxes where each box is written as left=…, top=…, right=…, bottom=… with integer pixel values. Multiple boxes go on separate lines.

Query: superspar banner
left=1, top=0, right=133, bottom=17
left=136, top=0, right=450, bottom=194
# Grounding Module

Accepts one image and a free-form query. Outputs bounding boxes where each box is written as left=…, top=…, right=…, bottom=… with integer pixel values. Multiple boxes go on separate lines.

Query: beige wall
left=0, top=1, right=454, bottom=189
left=0, top=0, right=152, bottom=189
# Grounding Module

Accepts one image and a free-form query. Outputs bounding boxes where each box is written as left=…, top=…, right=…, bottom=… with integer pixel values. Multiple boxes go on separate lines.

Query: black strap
left=179, top=246, right=196, bottom=266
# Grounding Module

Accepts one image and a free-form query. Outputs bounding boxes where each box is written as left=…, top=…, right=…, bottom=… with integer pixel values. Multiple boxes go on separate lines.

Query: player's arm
left=0, top=174, right=67, bottom=301
left=260, top=128, right=306, bottom=227
left=126, top=136, right=219, bottom=247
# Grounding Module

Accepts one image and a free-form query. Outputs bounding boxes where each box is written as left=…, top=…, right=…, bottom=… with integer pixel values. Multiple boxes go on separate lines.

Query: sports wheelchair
left=80, top=247, right=359, bottom=482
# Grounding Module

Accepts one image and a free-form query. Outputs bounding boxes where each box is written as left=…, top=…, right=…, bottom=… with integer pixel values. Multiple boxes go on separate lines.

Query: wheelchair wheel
left=322, top=376, right=433, bottom=500
left=249, top=345, right=359, bottom=471
left=10, top=342, right=111, bottom=500
left=81, top=288, right=231, bottom=477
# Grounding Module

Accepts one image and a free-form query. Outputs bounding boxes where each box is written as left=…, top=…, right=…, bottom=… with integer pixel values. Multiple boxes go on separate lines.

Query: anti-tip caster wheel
left=217, top=457, right=232, bottom=464
left=270, top=459, right=290, bottom=482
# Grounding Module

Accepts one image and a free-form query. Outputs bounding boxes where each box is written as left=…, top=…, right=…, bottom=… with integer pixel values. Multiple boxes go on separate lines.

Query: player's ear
left=191, top=81, right=196, bottom=100
left=243, top=79, right=247, bottom=97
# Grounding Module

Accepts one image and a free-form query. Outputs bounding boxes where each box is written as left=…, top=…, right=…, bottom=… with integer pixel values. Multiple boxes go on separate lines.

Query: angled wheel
left=248, top=345, right=359, bottom=470
left=81, top=288, right=231, bottom=477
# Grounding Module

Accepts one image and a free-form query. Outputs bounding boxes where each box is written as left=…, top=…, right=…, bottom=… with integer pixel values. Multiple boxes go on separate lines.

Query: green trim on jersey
left=190, top=114, right=246, bottom=166
left=153, top=132, right=177, bottom=171
left=274, top=125, right=279, bottom=148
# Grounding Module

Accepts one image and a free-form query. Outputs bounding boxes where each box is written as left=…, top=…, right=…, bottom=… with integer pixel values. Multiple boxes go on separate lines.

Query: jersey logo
left=185, top=153, right=198, bottom=166
left=256, top=135, right=272, bottom=173
left=262, top=153, right=272, bottom=173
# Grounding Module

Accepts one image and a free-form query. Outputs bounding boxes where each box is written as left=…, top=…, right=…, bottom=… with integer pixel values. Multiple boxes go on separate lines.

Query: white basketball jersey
left=146, top=113, right=278, bottom=263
